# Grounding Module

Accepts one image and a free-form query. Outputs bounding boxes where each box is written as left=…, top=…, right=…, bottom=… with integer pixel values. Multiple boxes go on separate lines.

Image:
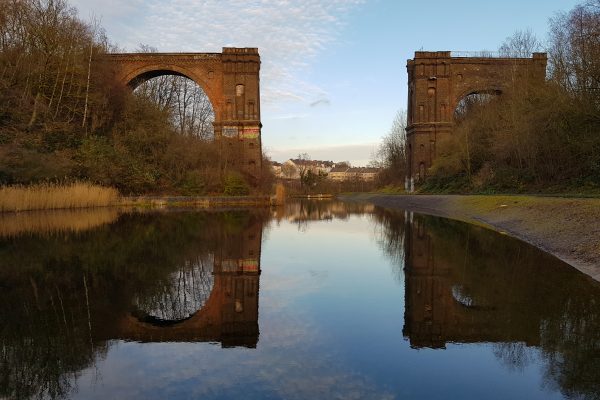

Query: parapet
left=223, top=47, right=259, bottom=54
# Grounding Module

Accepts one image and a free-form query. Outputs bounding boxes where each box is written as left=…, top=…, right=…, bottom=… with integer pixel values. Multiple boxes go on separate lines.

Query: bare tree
left=549, top=1, right=600, bottom=106
left=134, top=45, right=215, bottom=139
left=499, top=29, right=543, bottom=58
left=372, top=110, right=408, bottom=184
left=0, top=0, right=113, bottom=132
left=295, top=153, right=311, bottom=187
left=82, top=16, right=100, bottom=131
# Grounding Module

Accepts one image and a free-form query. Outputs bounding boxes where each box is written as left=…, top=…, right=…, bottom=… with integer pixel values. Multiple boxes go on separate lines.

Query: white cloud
left=310, top=98, right=331, bottom=107
left=71, top=0, right=364, bottom=105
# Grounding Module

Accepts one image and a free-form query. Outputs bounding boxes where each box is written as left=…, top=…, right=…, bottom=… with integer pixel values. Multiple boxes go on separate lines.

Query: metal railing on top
left=450, top=51, right=536, bottom=58
left=451, top=51, right=503, bottom=58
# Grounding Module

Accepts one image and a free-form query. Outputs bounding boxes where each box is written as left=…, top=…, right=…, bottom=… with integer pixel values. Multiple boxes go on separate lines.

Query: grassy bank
left=0, top=183, right=120, bottom=212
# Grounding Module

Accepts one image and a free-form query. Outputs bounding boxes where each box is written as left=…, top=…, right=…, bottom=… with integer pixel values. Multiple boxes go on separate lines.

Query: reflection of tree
left=134, top=46, right=215, bottom=140
left=492, top=342, right=534, bottom=373
left=274, top=200, right=375, bottom=232
left=389, top=213, right=600, bottom=399
left=370, top=208, right=406, bottom=283
left=134, top=255, right=215, bottom=322
left=537, top=293, right=600, bottom=400
left=0, top=210, right=267, bottom=399
left=0, top=271, right=110, bottom=400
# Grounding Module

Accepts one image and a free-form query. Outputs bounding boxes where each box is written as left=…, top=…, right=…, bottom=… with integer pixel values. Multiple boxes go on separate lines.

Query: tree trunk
left=82, top=36, right=93, bottom=131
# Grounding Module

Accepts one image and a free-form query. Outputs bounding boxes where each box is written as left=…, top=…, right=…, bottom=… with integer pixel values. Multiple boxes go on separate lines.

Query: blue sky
left=72, top=0, right=580, bottom=165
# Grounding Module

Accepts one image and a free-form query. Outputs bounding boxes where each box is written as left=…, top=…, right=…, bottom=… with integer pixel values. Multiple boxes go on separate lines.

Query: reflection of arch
left=134, top=256, right=215, bottom=323
left=112, top=220, right=263, bottom=348
left=118, top=270, right=260, bottom=347
left=104, top=48, right=263, bottom=180
left=405, top=51, right=547, bottom=184
left=402, top=215, right=541, bottom=349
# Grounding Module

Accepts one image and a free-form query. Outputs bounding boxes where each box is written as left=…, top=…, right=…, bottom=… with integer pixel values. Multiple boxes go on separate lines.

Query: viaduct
left=103, top=47, right=548, bottom=188
left=405, top=51, right=547, bottom=188
left=104, top=47, right=262, bottom=181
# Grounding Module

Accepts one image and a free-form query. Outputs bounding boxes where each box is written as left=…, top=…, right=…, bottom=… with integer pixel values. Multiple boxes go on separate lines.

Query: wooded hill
left=0, top=0, right=271, bottom=195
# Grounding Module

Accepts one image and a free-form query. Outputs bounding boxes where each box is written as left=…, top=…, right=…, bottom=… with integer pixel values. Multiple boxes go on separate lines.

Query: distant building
left=270, top=161, right=283, bottom=178
left=350, top=167, right=379, bottom=181
left=329, top=165, right=350, bottom=181
left=275, top=159, right=379, bottom=181
left=280, top=159, right=335, bottom=180
left=328, top=166, right=379, bottom=181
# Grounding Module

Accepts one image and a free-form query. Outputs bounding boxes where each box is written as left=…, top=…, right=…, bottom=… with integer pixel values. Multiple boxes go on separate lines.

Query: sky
left=71, top=0, right=581, bottom=166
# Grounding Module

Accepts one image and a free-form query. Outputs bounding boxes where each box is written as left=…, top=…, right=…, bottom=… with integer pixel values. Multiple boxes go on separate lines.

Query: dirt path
left=342, top=194, right=600, bottom=281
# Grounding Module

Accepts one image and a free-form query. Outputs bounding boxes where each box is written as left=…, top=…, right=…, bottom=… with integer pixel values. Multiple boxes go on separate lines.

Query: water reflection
left=376, top=208, right=600, bottom=399
left=271, top=199, right=375, bottom=232
left=0, top=210, right=265, bottom=399
left=0, top=208, right=120, bottom=238
left=133, top=254, right=215, bottom=323
left=1, top=202, right=600, bottom=399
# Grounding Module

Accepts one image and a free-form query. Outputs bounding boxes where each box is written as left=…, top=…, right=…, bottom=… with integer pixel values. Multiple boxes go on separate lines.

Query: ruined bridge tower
left=405, top=51, right=547, bottom=188
left=105, top=47, right=262, bottom=181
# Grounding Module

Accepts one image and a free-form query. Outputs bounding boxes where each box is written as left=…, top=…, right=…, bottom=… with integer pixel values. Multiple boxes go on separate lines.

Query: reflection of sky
left=71, top=215, right=563, bottom=399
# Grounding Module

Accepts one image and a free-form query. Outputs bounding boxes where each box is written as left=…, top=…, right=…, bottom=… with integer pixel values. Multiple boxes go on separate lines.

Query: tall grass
left=0, top=182, right=120, bottom=212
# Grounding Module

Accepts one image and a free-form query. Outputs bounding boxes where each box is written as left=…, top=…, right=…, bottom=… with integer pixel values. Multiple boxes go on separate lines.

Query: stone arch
left=453, top=88, right=502, bottom=108
left=123, top=64, right=221, bottom=119
left=103, top=48, right=263, bottom=181
left=405, top=51, right=547, bottom=186
left=453, top=88, right=503, bottom=120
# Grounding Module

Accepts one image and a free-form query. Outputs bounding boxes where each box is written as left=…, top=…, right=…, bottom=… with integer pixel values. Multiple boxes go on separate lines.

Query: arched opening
left=451, top=285, right=492, bottom=310
left=130, top=70, right=216, bottom=140
left=451, top=285, right=476, bottom=308
left=454, top=90, right=502, bottom=123
left=132, top=255, right=215, bottom=325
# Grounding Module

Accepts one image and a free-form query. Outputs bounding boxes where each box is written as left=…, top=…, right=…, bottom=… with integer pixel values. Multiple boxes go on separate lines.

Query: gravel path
left=342, top=194, right=600, bottom=281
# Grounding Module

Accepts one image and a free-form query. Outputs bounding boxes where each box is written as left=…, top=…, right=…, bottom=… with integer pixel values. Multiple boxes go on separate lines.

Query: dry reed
left=272, top=183, right=286, bottom=205
left=0, top=182, right=120, bottom=212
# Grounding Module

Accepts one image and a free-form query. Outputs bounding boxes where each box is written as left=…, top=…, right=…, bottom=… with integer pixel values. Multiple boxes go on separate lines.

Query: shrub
left=223, top=173, right=250, bottom=196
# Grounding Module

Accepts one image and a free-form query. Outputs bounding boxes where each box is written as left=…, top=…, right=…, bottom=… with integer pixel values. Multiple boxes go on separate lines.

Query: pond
left=1, top=200, right=599, bottom=399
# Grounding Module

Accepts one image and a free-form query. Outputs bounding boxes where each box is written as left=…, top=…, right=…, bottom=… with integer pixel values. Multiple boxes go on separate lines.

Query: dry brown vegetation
left=372, top=110, right=408, bottom=187
left=0, top=207, right=119, bottom=237
left=0, top=0, right=264, bottom=195
left=0, top=182, right=119, bottom=212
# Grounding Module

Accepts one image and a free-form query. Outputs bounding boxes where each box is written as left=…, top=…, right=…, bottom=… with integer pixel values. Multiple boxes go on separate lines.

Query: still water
left=1, top=200, right=599, bottom=399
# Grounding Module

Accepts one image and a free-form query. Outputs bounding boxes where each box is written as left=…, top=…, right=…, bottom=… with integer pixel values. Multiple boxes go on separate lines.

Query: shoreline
left=341, top=193, right=600, bottom=282
left=0, top=195, right=273, bottom=214
left=122, top=195, right=272, bottom=208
